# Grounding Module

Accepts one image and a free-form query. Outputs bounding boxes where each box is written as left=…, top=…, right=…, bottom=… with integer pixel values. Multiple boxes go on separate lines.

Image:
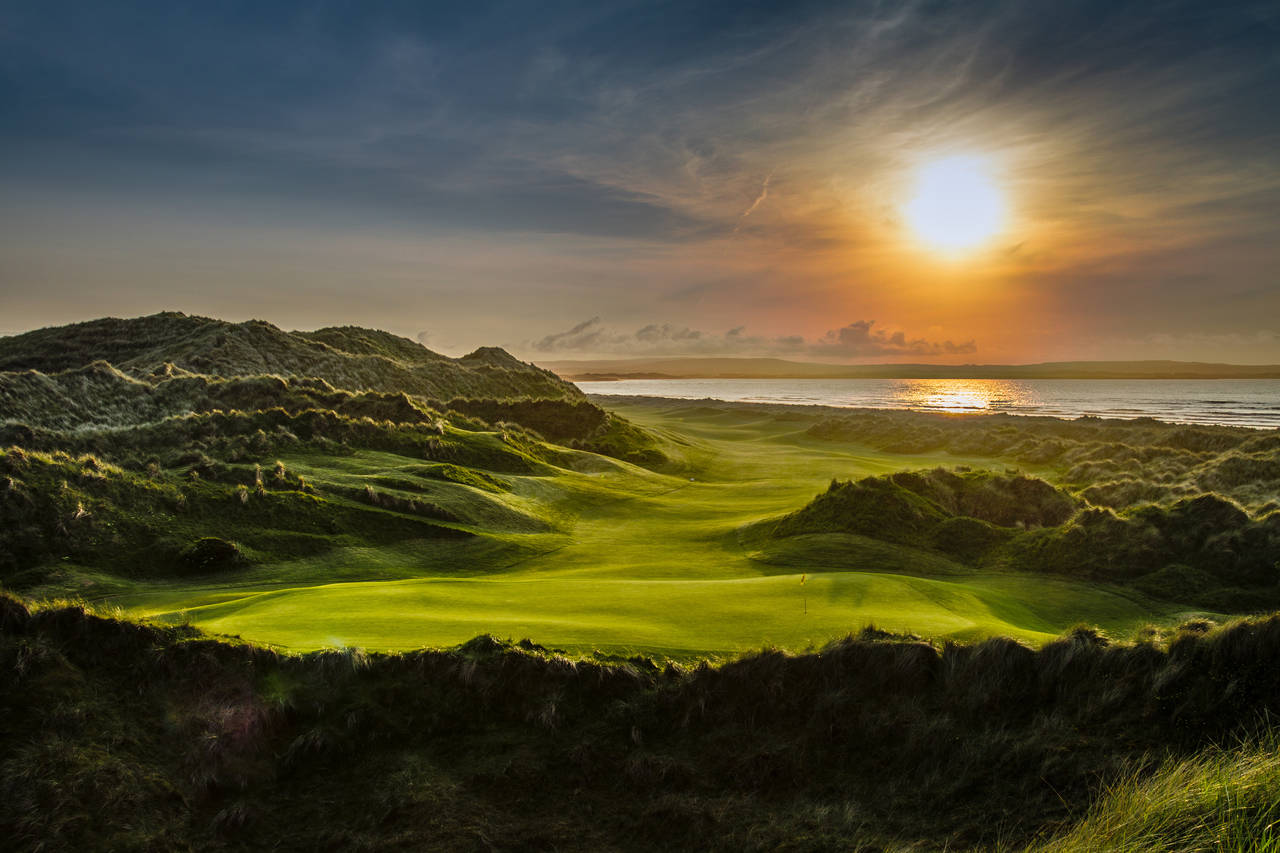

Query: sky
left=1, top=0, right=1278, bottom=364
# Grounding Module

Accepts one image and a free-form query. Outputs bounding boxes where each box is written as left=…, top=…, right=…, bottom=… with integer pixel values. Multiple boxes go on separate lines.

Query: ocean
left=575, top=378, right=1280, bottom=429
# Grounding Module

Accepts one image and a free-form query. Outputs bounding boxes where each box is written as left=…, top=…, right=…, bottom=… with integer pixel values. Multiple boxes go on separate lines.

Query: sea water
left=575, top=378, right=1280, bottom=429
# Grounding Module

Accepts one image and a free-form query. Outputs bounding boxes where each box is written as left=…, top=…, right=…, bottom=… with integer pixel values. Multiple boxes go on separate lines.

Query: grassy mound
left=808, top=409, right=1280, bottom=512
left=0, top=446, right=474, bottom=588
left=1011, top=494, right=1280, bottom=594
left=759, top=467, right=1280, bottom=608
left=771, top=468, right=1077, bottom=543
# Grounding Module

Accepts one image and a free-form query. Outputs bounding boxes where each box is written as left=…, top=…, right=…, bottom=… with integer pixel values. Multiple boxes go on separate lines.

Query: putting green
left=128, top=572, right=1170, bottom=654
left=118, top=400, right=1197, bottom=654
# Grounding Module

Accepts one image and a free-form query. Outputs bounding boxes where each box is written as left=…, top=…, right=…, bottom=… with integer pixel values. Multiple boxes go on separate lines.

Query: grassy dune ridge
left=758, top=467, right=1280, bottom=611
left=7, top=594, right=1280, bottom=850
left=805, top=405, right=1280, bottom=511
left=0, top=312, right=579, bottom=401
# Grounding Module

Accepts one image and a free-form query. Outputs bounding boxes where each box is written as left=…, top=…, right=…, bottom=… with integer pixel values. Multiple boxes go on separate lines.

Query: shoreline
left=586, top=391, right=1280, bottom=431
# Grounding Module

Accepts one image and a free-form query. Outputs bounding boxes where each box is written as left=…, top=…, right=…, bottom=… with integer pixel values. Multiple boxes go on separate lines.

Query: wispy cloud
left=734, top=172, right=773, bottom=232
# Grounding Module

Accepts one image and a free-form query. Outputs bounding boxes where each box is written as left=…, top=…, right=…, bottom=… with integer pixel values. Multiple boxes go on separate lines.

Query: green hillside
left=1, top=318, right=1277, bottom=658
left=7, top=392, right=1277, bottom=655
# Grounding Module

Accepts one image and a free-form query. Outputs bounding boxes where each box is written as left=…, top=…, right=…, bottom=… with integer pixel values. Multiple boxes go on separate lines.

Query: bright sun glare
left=903, top=155, right=1005, bottom=253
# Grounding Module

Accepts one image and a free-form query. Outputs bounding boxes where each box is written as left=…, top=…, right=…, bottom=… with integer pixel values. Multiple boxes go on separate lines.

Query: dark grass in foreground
left=7, top=594, right=1280, bottom=851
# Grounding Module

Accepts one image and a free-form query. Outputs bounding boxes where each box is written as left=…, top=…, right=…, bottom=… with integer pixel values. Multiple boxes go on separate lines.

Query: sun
left=903, top=155, right=1005, bottom=252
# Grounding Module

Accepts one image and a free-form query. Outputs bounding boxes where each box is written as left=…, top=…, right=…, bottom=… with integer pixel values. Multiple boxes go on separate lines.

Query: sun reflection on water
left=893, top=380, right=1031, bottom=414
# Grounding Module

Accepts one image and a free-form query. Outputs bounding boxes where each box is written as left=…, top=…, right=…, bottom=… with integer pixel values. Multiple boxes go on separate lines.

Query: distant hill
left=541, top=356, right=1280, bottom=380
left=0, top=313, right=581, bottom=401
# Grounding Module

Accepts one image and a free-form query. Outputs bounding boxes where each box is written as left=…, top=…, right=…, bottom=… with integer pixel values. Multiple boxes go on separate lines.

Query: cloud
left=733, top=173, right=773, bottom=232
left=813, top=321, right=976, bottom=357
left=532, top=316, right=608, bottom=351
left=528, top=317, right=975, bottom=360
left=532, top=318, right=711, bottom=353
left=635, top=323, right=703, bottom=343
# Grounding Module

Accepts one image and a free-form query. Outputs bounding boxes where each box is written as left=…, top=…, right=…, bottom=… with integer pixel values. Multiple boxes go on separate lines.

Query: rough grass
left=1030, top=741, right=1280, bottom=852
left=803, top=403, right=1280, bottom=512
left=9, top=594, right=1280, bottom=851
left=760, top=467, right=1280, bottom=607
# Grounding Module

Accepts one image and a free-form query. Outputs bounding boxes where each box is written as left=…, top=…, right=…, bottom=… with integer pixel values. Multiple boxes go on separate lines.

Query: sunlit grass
left=1029, top=739, right=1280, bottom=852
left=112, top=402, right=1192, bottom=654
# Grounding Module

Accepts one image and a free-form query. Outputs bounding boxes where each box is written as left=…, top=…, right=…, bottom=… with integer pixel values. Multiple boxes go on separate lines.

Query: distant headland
left=541, top=357, right=1280, bottom=381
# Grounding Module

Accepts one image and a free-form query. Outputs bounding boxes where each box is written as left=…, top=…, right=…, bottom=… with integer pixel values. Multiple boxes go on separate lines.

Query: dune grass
left=11, top=594, right=1280, bottom=851
left=1030, top=740, right=1280, bottom=852
left=102, top=400, right=1206, bottom=654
